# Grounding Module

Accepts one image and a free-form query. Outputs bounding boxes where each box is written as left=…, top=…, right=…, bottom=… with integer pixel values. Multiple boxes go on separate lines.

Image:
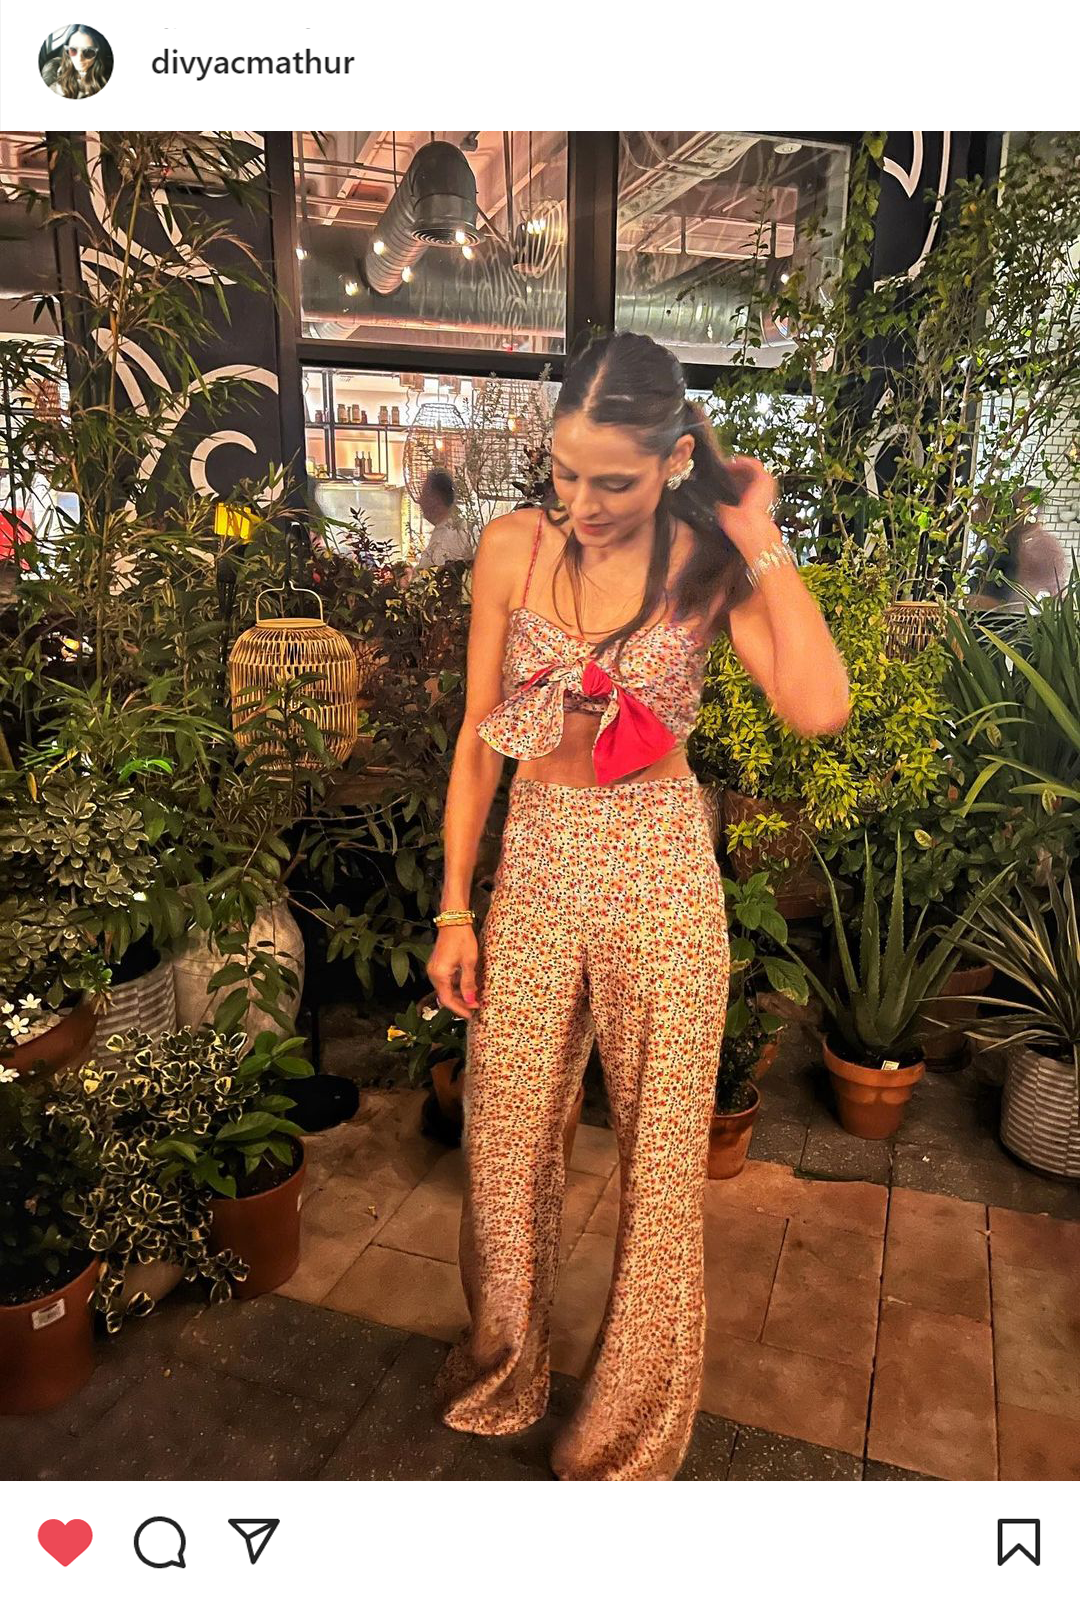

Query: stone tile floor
left=7, top=1021, right=1079, bottom=1482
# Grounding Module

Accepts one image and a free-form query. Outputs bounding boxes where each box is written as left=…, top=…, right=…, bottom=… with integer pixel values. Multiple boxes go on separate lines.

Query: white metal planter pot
left=1001, top=1046, right=1080, bottom=1182
left=91, top=958, right=177, bottom=1056
left=171, top=900, right=305, bottom=1039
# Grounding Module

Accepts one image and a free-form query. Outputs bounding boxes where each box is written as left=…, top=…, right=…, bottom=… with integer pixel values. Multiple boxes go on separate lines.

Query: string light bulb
left=372, top=238, right=386, bottom=256
left=401, top=265, right=413, bottom=283
left=461, top=244, right=474, bottom=260
left=344, top=279, right=359, bottom=296
left=295, top=246, right=307, bottom=260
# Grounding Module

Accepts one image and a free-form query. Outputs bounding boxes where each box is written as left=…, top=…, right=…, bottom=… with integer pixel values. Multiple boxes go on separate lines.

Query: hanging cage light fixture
left=229, top=587, right=359, bottom=772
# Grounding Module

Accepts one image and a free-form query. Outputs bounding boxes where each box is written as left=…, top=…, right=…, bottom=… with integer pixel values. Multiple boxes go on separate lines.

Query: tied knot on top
left=478, top=653, right=677, bottom=786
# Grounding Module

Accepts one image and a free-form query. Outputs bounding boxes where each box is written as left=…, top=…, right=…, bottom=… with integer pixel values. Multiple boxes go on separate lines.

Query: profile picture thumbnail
left=39, top=23, right=114, bottom=99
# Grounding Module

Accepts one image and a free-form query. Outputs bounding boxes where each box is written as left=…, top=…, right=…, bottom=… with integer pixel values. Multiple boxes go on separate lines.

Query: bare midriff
left=513, top=708, right=694, bottom=788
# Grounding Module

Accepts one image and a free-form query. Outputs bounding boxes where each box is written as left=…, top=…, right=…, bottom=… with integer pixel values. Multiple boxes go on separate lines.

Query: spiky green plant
left=955, top=871, right=1080, bottom=1087
left=786, top=835, right=1008, bottom=1063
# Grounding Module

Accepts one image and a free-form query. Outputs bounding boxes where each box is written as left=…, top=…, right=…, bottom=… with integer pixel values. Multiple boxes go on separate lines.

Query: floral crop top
left=476, top=511, right=713, bottom=785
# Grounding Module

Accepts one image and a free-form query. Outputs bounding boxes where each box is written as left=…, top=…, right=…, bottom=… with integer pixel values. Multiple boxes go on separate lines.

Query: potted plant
left=0, top=1065, right=102, bottom=1413
left=130, top=1027, right=315, bottom=1299
left=387, top=995, right=585, bottom=1163
left=43, top=1033, right=256, bottom=1330
left=785, top=837, right=1006, bottom=1138
left=709, top=874, right=807, bottom=1179
left=956, top=870, right=1079, bottom=1180
left=0, top=768, right=158, bottom=1077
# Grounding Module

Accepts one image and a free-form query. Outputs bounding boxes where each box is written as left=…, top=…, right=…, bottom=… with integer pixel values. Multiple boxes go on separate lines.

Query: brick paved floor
left=7, top=1021, right=1079, bottom=1482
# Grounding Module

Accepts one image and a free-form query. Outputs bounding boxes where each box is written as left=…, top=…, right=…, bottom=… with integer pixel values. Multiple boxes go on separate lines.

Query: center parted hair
left=544, top=330, right=749, bottom=663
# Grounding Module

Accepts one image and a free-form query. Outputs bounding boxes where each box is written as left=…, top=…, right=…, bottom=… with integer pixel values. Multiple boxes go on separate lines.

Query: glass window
left=294, top=133, right=568, bottom=355
left=616, top=133, right=849, bottom=367
left=303, top=366, right=558, bottom=562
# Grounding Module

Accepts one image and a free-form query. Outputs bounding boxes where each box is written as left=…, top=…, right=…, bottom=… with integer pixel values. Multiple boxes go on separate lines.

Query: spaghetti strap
left=520, top=510, right=543, bottom=608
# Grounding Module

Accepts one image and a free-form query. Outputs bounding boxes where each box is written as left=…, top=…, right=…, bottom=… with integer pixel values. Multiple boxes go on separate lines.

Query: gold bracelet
left=434, top=909, right=475, bottom=927
left=746, top=540, right=797, bottom=588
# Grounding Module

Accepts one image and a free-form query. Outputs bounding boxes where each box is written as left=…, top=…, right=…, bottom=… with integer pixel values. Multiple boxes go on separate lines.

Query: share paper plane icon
left=228, top=1518, right=280, bottom=1565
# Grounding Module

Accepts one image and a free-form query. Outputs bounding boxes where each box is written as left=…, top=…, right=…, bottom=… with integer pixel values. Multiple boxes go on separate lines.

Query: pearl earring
left=666, top=462, right=693, bottom=491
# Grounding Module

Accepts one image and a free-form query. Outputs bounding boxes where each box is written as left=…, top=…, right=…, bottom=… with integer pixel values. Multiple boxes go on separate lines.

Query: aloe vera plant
left=787, top=836, right=1008, bottom=1065
left=955, top=869, right=1080, bottom=1087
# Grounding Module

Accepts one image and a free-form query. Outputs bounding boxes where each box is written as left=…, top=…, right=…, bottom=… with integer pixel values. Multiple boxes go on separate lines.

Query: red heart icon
left=38, top=1519, right=93, bottom=1566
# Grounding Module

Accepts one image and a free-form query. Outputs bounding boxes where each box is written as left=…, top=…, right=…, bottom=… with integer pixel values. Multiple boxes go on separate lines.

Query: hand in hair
left=716, top=456, right=778, bottom=553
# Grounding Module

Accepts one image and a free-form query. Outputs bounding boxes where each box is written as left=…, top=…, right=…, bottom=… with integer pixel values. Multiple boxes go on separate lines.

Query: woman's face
left=67, top=32, right=99, bottom=76
left=551, top=414, right=691, bottom=545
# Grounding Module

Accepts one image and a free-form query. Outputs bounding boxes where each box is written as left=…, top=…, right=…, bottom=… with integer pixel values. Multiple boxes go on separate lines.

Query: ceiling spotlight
left=454, top=228, right=467, bottom=245
left=775, top=140, right=803, bottom=155
left=461, top=244, right=474, bottom=260
left=401, top=265, right=413, bottom=283
left=780, top=271, right=790, bottom=283
left=372, top=238, right=386, bottom=256
left=295, top=246, right=307, bottom=260
left=344, top=279, right=359, bottom=296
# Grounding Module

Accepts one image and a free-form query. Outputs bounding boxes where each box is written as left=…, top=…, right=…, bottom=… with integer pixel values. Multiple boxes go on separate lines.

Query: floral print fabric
left=435, top=774, right=730, bottom=1480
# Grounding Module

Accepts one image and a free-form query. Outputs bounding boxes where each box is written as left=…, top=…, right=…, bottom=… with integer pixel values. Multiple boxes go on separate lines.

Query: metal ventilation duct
left=362, top=141, right=480, bottom=296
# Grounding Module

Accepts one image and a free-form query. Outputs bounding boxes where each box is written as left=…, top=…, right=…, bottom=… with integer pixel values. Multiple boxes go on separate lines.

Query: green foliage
left=692, top=549, right=945, bottom=833
left=955, top=869, right=1080, bottom=1087
left=0, top=767, right=156, bottom=1012
left=135, top=1027, right=313, bottom=1203
left=715, top=873, right=807, bottom=1114
left=787, top=835, right=1008, bottom=1064
left=385, top=998, right=468, bottom=1085
left=0, top=1067, right=98, bottom=1299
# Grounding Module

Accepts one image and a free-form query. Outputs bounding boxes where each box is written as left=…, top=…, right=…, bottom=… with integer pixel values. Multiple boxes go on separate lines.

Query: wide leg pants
left=434, top=774, right=730, bottom=1480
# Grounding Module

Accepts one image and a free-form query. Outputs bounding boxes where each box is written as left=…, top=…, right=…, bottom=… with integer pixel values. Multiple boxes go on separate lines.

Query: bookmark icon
left=228, top=1518, right=280, bottom=1566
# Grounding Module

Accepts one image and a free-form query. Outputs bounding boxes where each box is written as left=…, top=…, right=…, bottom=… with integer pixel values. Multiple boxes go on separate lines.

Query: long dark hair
left=50, top=25, right=113, bottom=97
left=543, top=330, right=749, bottom=664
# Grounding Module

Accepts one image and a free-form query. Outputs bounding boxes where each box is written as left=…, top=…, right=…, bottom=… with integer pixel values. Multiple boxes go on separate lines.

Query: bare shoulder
left=472, top=506, right=545, bottom=613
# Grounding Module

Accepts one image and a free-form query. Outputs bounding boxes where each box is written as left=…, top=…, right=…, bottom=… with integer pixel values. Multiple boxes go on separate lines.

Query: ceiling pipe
left=361, top=140, right=481, bottom=296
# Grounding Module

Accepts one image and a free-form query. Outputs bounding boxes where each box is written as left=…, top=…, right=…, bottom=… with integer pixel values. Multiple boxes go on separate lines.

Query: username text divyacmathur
left=152, top=50, right=356, bottom=81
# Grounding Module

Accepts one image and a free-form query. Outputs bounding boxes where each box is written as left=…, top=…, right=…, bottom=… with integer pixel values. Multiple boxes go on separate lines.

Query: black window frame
left=266, top=130, right=862, bottom=490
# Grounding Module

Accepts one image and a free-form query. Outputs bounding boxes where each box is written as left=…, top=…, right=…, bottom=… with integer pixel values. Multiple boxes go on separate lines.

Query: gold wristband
left=434, top=909, right=475, bottom=927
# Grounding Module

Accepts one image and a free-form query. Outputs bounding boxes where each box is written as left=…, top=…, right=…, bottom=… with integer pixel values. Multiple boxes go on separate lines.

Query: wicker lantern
left=883, top=599, right=947, bottom=661
left=229, top=588, right=358, bottom=771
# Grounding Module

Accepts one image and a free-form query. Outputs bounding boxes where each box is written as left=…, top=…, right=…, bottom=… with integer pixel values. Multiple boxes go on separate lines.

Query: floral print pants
left=434, top=774, right=730, bottom=1480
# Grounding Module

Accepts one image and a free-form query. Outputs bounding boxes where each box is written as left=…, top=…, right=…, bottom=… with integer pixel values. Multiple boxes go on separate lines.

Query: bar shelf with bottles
left=303, top=369, right=411, bottom=482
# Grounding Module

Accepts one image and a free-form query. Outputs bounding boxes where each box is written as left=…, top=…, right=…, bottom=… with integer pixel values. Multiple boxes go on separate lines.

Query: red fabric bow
left=515, top=659, right=676, bottom=784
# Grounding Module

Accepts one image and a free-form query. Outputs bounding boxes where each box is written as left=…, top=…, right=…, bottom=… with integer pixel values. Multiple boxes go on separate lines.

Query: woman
left=40, top=25, right=113, bottom=99
left=967, top=486, right=1067, bottom=615
left=427, top=331, right=849, bottom=1481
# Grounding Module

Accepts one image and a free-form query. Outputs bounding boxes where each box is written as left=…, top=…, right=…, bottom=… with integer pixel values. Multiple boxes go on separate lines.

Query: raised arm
left=711, top=457, right=850, bottom=738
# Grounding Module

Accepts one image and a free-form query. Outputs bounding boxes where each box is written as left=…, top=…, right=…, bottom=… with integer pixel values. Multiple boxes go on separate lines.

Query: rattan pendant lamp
left=229, top=584, right=359, bottom=771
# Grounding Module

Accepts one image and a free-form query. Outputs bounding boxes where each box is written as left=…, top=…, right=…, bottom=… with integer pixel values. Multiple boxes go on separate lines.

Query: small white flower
left=22, top=994, right=41, bottom=1011
left=0, top=1002, right=13, bottom=1016
left=420, top=1005, right=439, bottom=1022
left=0, top=1065, right=18, bottom=1084
left=9, top=1016, right=30, bottom=1038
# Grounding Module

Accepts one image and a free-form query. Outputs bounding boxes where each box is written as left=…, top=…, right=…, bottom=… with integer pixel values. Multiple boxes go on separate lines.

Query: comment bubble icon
left=134, top=1516, right=187, bottom=1569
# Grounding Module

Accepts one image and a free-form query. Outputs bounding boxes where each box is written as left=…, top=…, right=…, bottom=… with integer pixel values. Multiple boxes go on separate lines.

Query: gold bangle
left=434, top=909, right=475, bottom=926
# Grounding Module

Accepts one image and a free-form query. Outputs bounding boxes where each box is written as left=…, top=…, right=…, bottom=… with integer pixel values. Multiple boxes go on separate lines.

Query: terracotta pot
left=432, top=1058, right=585, bottom=1165
left=0, top=1255, right=101, bottom=1415
left=3, top=999, right=96, bottom=1079
left=708, top=1084, right=761, bottom=1179
left=823, top=1037, right=925, bottom=1139
left=753, top=1039, right=779, bottom=1081
left=720, top=790, right=816, bottom=888
left=920, top=963, right=994, bottom=1071
left=209, top=1139, right=306, bottom=1299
